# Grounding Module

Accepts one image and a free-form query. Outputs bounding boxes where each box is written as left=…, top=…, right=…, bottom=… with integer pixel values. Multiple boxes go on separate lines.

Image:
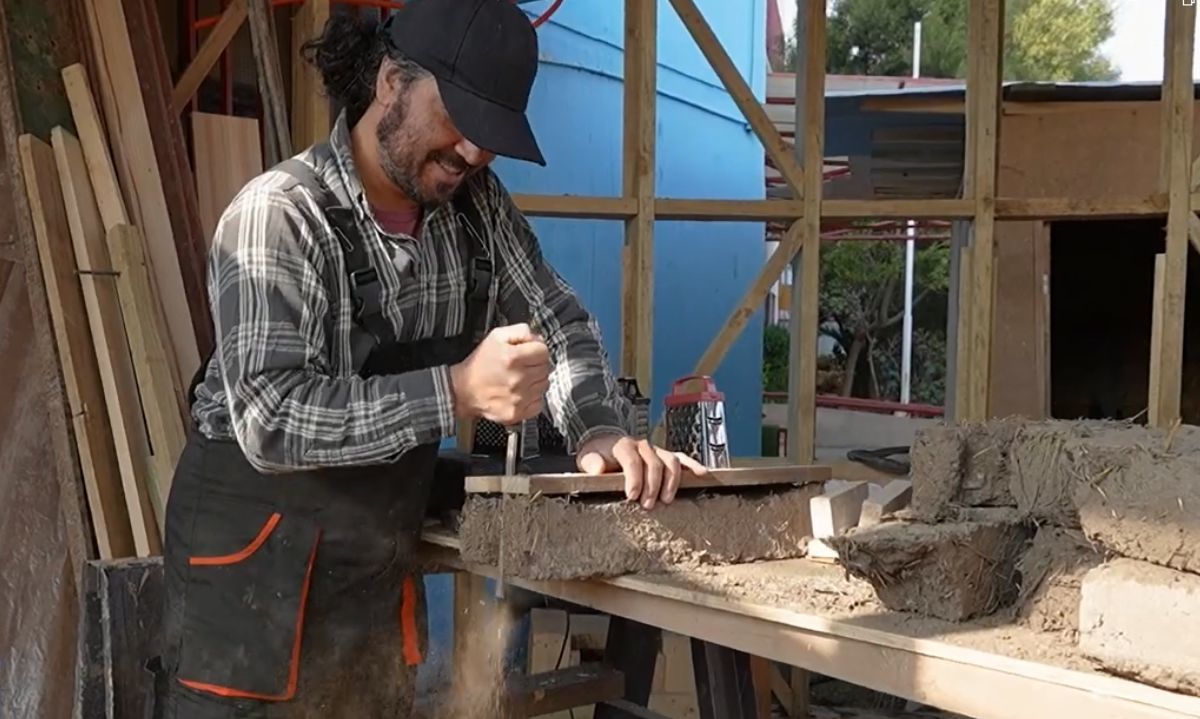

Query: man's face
left=375, top=70, right=495, bottom=209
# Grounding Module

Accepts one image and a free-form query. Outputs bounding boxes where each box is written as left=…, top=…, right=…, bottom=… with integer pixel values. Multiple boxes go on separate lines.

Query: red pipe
left=763, top=392, right=945, bottom=418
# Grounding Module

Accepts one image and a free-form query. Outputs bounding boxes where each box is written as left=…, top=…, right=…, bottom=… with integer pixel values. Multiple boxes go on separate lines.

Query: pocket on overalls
left=175, top=506, right=320, bottom=702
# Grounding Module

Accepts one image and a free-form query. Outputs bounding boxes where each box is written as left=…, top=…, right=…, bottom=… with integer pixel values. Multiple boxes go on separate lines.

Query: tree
left=819, top=239, right=950, bottom=401
left=795, top=0, right=1119, bottom=82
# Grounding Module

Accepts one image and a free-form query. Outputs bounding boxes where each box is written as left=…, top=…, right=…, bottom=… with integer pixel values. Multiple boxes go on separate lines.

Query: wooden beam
left=513, top=193, right=637, bottom=219
left=621, top=0, right=656, bottom=393
left=1148, top=253, right=1167, bottom=427
left=464, top=464, right=832, bottom=495
left=667, top=0, right=805, bottom=197
left=688, top=218, right=802, bottom=380
left=509, top=194, right=1179, bottom=223
left=788, top=0, right=825, bottom=464
left=291, top=0, right=330, bottom=148
left=961, top=0, right=1004, bottom=422
left=170, top=0, right=247, bottom=114
left=17, top=133, right=133, bottom=560
left=1151, top=0, right=1196, bottom=428
left=31, top=129, right=161, bottom=556
left=247, top=0, right=291, bottom=164
left=106, top=223, right=188, bottom=531
left=66, top=12, right=202, bottom=382
left=423, top=535, right=1200, bottom=719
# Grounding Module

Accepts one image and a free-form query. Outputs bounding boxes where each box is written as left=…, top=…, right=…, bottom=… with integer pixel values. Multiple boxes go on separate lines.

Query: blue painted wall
left=493, top=0, right=768, bottom=451
left=423, top=0, right=767, bottom=692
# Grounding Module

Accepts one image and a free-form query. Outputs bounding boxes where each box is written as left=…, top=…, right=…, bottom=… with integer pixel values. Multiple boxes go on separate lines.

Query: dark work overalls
left=159, top=153, right=495, bottom=719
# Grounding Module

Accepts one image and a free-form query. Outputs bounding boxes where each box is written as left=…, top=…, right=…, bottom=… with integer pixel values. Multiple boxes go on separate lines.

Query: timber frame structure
left=497, top=0, right=1195, bottom=460
left=169, top=0, right=1198, bottom=451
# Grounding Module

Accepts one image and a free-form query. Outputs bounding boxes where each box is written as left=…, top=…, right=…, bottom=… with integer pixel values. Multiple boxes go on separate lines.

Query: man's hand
left=576, top=434, right=708, bottom=510
left=449, top=323, right=550, bottom=424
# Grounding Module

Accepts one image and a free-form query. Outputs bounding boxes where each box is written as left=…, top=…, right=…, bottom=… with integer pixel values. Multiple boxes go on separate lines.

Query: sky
left=775, top=0, right=1200, bottom=82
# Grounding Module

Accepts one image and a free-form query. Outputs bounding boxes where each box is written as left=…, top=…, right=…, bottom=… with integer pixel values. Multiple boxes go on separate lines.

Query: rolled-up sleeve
left=484, top=175, right=631, bottom=447
left=208, top=182, right=457, bottom=473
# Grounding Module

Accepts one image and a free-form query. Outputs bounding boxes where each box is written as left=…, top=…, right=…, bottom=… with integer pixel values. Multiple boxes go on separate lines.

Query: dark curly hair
left=300, top=13, right=429, bottom=127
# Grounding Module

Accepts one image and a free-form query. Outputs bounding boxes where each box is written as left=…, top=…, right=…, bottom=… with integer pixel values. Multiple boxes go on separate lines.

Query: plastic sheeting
left=0, top=262, right=85, bottom=719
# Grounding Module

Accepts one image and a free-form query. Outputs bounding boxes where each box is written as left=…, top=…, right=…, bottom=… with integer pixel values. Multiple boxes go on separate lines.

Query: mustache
left=429, top=149, right=471, bottom=174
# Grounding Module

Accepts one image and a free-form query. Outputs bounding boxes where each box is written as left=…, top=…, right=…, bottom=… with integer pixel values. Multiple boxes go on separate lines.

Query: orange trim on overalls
left=400, top=575, right=422, bottom=666
left=179, top=530, right=321, bottom=701
left=188, top=513, right=282, bottom=566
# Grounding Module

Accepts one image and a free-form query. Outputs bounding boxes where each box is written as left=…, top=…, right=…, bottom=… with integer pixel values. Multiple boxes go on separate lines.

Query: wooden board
left=107, top=223, right=187, bottom=532
left=122, top=0, right=214, bottom=363
left=50, top=126, right=161, bottom=556
left=192, top=112, right=263, bottom=240
left=80, top=1, right=202, bottom=384
left=423, top=532, right=1200, bottom=719
left=291, top=0, right=330, bottom=148
left=464, top=465, right=832, bottom=495
left=17, top=133, right=133, bottom=560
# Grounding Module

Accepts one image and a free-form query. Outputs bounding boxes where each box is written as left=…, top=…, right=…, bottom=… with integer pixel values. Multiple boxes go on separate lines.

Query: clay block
left=458, top=485, right=821, bottom=581
left=910, top=418, right=1023, bottom=519
left=1074, top=438, right=1200, bottom=574
left=1009, top=422, right=1084, bottom=527
left=1079, top=558, right=1200, bottom=696
left=959, top=417, right=1023, bottom=506
left=909, top=424, right=966, bottom=519
left=829, top=509, right=1033, bottom=622
left=1015, top=527, right=1107, bottom=635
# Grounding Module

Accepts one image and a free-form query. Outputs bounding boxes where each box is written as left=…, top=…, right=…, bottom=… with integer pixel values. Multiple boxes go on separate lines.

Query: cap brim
left=437, top=77, right=546, bottom=166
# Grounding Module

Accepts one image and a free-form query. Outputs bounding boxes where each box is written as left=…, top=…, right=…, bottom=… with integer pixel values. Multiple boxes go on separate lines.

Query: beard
left=376, top=92, right=471, bottom=210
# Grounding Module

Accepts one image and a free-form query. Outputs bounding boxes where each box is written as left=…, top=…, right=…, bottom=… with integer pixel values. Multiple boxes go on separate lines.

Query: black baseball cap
left=386, top=0, right=546, bottom=166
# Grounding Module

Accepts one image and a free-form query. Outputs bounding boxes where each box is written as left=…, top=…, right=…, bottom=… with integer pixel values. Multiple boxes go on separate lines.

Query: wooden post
left=959, top=0, right=1004, bottom=421
left=622, top=0, right=656, bottom=394
left=292, top=0, right=331, bottom=149
left=1151, top=0, right=1195, bottom=428
left=247, top=0, right=292, bottom=165
left=786, top=0, right=825, bottom=464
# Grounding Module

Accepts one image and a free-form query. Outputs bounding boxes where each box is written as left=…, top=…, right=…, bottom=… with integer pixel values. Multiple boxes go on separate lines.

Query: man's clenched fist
left=449, top=323, right=550, bottom=424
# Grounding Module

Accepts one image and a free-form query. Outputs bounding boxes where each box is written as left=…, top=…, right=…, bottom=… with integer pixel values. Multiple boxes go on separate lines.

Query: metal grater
left=663, top=375, right=730, bottom=468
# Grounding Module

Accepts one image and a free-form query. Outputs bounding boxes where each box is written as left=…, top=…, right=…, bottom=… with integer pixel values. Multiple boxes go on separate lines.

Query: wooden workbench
left=421, top=528, right=1200, bottom=719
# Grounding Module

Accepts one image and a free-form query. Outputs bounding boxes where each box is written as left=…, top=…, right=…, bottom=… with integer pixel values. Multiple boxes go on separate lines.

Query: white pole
left=900, top=21, right=921, bottom=408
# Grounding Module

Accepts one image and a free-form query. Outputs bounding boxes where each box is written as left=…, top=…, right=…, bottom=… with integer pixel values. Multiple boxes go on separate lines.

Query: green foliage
left=762, top=324, right=791, bottom=392
left=809, top=0, right=1119, bottom=82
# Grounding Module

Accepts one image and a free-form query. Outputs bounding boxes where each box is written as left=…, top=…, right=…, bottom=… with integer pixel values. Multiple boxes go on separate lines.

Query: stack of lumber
left=825, top=416, right=1200, bottom=698
left=13, top=0, right=277, bottom=561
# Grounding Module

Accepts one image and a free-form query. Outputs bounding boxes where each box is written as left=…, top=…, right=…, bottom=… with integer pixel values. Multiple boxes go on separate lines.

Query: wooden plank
left=964, top=0, right=1004, bottom=421
left=17, top=133, right=133, bottom=560
left=788, top=667, right=810, bottom=719
left=49, top=126, right=161, bottom=556
left=192, top=112, right=263, bottom=240
left=508, top=194, right=1172, bottom=223
left=171, top=0, right=247, bottom=114
left=621, top=0, right=656, bottom=393
left=504, top=664, right=625, bottom=717
left=247, top=0, right=291, bottom=165
left=807, top=480, right=868, bottom=561
left=1148, top=252, right=1167, bottom=427
left=76, top=1, right=202, bottom=383
left=788, top=0, right=826, bottom=464
left=123, top=0, right=215, bottom=365
left=667, top=0, right=805, bottom=197
left=107, top=223, right=187, bottom=530
left=291, top=0, right=330, bottom=148
left=63, top=63, right=191, bottom=425
left=422, top=537, right=1200, bottom=719
left=464, top=465, right=832, bottom=495
left=1152, top=0, right=1196, bottom=427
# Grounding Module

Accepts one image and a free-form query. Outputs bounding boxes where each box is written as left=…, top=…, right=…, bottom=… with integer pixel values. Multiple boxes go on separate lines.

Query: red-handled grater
left=664, top=375, right=730, bottom=468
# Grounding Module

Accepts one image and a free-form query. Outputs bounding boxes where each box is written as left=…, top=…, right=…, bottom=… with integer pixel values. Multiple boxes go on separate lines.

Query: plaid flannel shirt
left=192, top=112, right=629, bottom=473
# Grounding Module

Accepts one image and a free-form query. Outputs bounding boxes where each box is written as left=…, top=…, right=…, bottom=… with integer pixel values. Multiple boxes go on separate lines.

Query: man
left=159, top=1, right=706, bottom=717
